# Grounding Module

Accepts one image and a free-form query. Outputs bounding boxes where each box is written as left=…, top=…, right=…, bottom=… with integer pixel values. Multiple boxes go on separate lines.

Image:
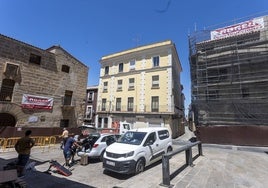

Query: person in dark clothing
left=63, top=136, right=80, bottom=167
left=15, top=130, right=35, bottom=177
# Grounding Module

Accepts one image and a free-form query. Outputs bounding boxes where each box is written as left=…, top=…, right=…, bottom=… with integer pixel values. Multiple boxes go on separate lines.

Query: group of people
left=60, top=128, right=81, bottom=167
left=14, top=128, right=81, bottom=177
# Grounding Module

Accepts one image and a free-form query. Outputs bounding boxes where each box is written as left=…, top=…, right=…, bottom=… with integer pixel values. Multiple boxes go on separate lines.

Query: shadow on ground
left=24, top=171, right=95, bottom=188
left=103, top=159, right=163, bottom=181
left=0, top=157, right=96, bottom=188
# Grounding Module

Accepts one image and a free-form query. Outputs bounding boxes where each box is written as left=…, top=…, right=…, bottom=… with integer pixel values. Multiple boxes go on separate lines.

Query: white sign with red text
left=211, top=17, right=265, bottom=40
left=21, top=94, right=53, bottom=110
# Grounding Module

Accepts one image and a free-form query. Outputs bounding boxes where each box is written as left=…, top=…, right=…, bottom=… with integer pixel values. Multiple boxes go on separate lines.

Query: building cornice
left=101, top=40, right=172, bottom=60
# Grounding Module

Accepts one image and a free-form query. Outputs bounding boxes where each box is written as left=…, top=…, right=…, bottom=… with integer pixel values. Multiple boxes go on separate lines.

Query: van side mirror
left=144, top=140, right=153, bottom=146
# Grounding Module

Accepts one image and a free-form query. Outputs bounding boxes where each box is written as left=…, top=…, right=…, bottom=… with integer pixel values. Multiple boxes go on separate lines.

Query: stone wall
left=0, top=34, right=88, bottom=128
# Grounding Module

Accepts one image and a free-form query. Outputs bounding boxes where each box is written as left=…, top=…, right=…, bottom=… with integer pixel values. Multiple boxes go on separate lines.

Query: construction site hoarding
left=188, top=14, right=268, bottom=146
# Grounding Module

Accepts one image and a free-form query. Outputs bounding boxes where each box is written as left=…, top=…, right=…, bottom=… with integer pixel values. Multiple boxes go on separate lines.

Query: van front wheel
left=135, top=158, right=145, bottom=174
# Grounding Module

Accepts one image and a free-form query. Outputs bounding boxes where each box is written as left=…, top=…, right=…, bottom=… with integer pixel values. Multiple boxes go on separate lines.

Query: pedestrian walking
left=15, top=130, right=35, bottom=177
left=60, top=128, right=69, bottom=149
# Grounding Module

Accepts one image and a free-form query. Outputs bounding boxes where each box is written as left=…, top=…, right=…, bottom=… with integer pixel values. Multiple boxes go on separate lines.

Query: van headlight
left=124, top=151, right=134, bottom=158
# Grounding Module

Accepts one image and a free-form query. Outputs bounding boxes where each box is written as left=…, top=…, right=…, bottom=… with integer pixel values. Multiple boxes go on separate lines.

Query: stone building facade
left=84, top=85, right=98, bottom=125
left=0, top=34, right=88, bottom=129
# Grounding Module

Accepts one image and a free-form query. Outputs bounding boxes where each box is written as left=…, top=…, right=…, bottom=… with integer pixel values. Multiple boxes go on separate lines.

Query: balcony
left=87, top=98, right=93, bottom=102
left=84, top=113, right=92, bottom=120
left=97, top=104, right=176, bottom=114
left=61, top=97, right=76, bottom=109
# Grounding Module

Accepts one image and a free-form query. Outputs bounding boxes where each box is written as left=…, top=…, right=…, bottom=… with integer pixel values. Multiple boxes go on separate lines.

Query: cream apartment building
left=96, top=40, right=184, bottom=138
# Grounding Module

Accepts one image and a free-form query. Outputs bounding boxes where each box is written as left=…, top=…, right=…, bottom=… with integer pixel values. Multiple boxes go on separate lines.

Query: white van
left=103, top=127, right=172, bottom=174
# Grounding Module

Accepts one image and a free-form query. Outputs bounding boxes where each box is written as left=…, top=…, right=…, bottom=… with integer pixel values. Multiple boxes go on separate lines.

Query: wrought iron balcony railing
left=97, top=104, right=176, bottom=113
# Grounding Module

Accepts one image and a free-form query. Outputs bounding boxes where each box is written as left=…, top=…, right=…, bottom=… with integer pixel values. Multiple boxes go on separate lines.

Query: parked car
left=77, top=132, right=120, bottom=161
left=103, top=127, right=173, bottom=174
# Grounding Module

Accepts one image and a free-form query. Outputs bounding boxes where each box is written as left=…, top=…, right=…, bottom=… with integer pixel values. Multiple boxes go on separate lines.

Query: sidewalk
left=173, top=146, right=268, bottom=188
left=115, top=145, right=268, bottom=188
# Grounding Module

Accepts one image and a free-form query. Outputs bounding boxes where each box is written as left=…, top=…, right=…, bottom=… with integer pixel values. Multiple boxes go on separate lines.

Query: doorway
left=0, top=113, right=16, bottom=127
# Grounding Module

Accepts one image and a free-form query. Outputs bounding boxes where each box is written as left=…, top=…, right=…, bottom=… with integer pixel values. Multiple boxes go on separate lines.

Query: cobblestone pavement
left=1, top=132, right=268, bottom=188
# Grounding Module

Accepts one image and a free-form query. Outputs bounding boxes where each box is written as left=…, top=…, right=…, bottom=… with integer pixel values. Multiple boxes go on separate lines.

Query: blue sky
left=1, top=0, right=268, bottom=111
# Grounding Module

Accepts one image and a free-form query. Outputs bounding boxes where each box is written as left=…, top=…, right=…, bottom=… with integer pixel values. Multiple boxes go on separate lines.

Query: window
left=4, top=63, right=19, bottom=76
left=3, top=63, right=21, bottom=84
left=119, top=132, right=146, bottom=145
left=29, top=53, right=41, bottom=65
left=0, top=79, right=15, bottom=102
left=152, top=56, right=159, bottom=67
left=151, top=96, right=159, bottom=112
left=87, top=106, right=92, bottom=113
left=116, top=98, right=121, bottom=111
left=88, top=92, right=94, bottom=102
left=60, top=119, right=69, bottom=128
left=127, top=97, right=134, bottom=111
left=61, top=65, right=70, bottom=73
left=158, top=130, right=170, bottom=140
left=104, top=117, right=108, bottom=128
left=152, top=75, right=159, bottom=88
left=102, top=99, right=107, bottom=111
left=63, top=90, right=73, bottom=105
left=144, top=132, right=156, bottom=146
left=102, top=135, right=116, bottom=144
left=104, top=66, right=109, bottom=75
left=129, top=60, right=135, bottom=71
left=119, top=63, right=124, bottom=72
left=128, top=78, right=135, bottom=90
left=117, top=80, right=123, bottom=91
left=103, top=82, right=108, bottom=92
left=98, top=118, right=102, bottom=128
left=86, top=106, right=92, bottom=119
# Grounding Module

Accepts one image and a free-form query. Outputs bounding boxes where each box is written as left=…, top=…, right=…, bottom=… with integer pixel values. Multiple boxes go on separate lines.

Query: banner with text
left=21, top=94, right=53, bottom=110
left=211, top=17, right=265, bottom=40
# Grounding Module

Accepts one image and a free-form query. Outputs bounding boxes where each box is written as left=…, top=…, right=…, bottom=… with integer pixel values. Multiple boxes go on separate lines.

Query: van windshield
left=118, top=131, right=146, bottom=145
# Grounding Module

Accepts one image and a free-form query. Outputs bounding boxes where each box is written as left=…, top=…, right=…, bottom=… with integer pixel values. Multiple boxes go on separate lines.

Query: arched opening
left=0, top=113, right=16, bottom=127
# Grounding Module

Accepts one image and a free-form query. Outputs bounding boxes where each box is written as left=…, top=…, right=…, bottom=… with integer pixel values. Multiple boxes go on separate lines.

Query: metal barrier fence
left=0, top=136, right=57, bottom=152
left=160, top=141, right=203, bottom=187
left=0, top=138, right=5, bottom=149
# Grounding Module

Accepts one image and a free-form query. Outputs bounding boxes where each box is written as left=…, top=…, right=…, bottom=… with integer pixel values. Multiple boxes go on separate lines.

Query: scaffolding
left=189, top=14, right=268, bottom=126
